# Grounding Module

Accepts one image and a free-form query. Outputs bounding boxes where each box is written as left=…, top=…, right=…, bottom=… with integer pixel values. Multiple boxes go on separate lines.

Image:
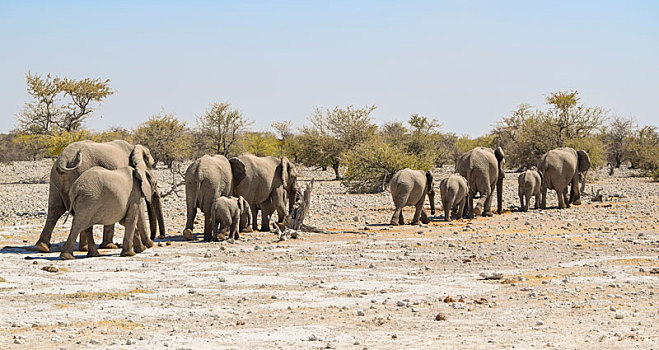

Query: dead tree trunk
left=289, top=178, right=315, bottom=230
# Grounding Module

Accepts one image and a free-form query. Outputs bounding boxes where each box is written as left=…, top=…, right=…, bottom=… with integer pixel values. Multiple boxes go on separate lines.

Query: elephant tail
left=55, top=150, right=82, bottom=174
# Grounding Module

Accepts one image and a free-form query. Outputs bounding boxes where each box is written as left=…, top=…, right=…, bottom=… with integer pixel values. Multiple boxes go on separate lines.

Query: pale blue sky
left=1, top=0, right=657, bottom=135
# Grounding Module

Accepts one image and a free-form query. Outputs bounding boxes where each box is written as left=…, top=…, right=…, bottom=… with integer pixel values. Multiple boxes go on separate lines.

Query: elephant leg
left=556, top=189, right=567, bottom=209
left=563, top=190, right=570, bottom=208
left=390, top=206, right=403, bottom=226
left=570, top=176, right=582, bottom=205
left=410, top=203, right=423, bottom=225
left=260, top=203, right=275, bottom=232
left=85, top=229, right=100, bottom=258
left=120, top=204, right=138, bottom=257
left=456, top=201, right=465, bottom=221
left=483, top=186, right=494, bottom=216
left=250, top=205, right=260, bottom=231
left=183, top=193, right=197, bottom=241
left=35, top=187, right=67, bottom=253
left=61, top=218, right=88, bottom=260
left=466, top=194, right=474, bottom=219
left=136, top=204, right=154, bottom=248
left=474, top=188, right=490, bottom=217
left=443, top=199, right=451, bottom=222
left=203, top=211, right=213, bottom=242
left=146, top=200, right=157, bottom=240
left=534, top=194, right=540, bottom=210
left=540, top=183, right=548, bottom=210
left=78, top=227, right=91, bottom=252
left=99, top=224, right=118, bottom=249
left=519, top=194, right=525, bottom=212
left=230, top=219, right=239, bottom=240
left=420, top=209, right=430, bottom=224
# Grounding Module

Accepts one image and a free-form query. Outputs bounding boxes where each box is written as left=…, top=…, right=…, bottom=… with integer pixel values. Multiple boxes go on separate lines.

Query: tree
left=297, top=105, right=377, bottom=178
left=271, top=120, right=293, bottom=157
left=17, top=73, right=60, bottom=134
left=342, top=136, right=431, bottom=193
left=133, top=111, right=191, bottom=168
left=544, top=90, right=606, bottom=145
left=196, top=102, right=251, bottom=157
left=55, top=76, right=115, bottom=132
left=603, top=116, right=634, bottom=173
left=626, top=125, right=659, bottom=179
left=239, top=131, right=279, bottom=157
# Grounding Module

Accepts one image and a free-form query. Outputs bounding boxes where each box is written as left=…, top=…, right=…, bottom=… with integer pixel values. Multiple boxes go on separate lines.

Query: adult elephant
left=537, top=147, right=590, bottom=209
left=34, top=140, right=166, bottom=253
left=231, top=154, right=298, bottom=232
left=182, top=154, right=246, bottom=241
left=456, top=146, right=505, bottom=218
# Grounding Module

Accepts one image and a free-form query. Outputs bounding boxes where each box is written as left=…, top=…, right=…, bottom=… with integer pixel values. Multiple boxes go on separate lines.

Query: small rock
left=615, top=314, right=624, bottom=320
left=204, top=251, right=212, bottom=258
left=536, top=320, right=544, bottom=326
left=41, top=266, right=58, bottom=273
left=308, top=334, right=319, bottom=341
left=357, top=309, right=365, bottom=316
left=435, top=312, right=447, bottom=321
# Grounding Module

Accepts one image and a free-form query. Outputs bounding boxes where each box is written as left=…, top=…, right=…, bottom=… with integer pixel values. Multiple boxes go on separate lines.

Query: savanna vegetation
left=4, top=73, right=658, bottom=191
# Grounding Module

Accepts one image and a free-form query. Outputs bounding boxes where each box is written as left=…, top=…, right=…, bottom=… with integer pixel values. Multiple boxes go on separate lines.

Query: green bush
left=341, top=137, right=432, bottom=193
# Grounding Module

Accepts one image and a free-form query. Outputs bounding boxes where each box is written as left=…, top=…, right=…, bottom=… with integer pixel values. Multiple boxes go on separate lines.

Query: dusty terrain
left=0, top=160, right=657, bottom=349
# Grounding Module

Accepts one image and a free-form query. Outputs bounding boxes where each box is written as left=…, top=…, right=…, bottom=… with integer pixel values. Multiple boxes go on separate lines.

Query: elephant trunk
left=428, top=191, right=436, bottom=216
left=146, top=201, right=157, bottom=239
left=150, top=193, right=166, bottom=239
left=288, top=186, right=296, bottom=215
left=496, top=175, right=504, bottom=214
left=580, top=170, right=588, bottom=194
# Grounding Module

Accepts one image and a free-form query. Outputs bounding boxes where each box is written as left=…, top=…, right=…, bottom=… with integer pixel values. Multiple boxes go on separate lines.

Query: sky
left=1, top=0, right=657, bottom=136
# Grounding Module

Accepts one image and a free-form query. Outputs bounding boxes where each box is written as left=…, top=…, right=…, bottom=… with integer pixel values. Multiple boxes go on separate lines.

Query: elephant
left=60, top=146, right=158, bottom=260
left=456, top=147, right=505, bottom=218
left=231, top=154, right=298, bottom=232
left=34, top=140, right=165, bottom=253
left=182, top=154, right=246, bottom=241
left=439, top=174, right=468, bottom=221
left=537, top=147, right=590, bottom=209
left=389, top=168, right=436, bottom=225
left=518, top=169, right=542, bottom=212
left=210, top=196, right=251, bottom=241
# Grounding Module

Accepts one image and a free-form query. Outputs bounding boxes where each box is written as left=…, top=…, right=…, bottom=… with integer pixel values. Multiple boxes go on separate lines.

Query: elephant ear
left=131, top=146, right=154, bottom=201
left=229, top=157, right=246, bottom=186
left=281, top=157, right=297, bottom=190
left=577, top=150, right=591, bottom=173
left=425, top=171, right=434, bottom=193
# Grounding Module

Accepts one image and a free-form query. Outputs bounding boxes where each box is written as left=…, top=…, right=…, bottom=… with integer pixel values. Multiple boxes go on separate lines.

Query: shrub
left=133, top=112, right=191, bottom=168
left=341, top=136, right=432, bottom=193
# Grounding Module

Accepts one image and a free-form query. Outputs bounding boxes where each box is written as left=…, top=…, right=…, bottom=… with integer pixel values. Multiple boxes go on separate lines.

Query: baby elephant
left=439, top=174, right=468, bottom=221
left=390, top=168, right=436, bottom=225
left=61, top=147, right=157, bottom=260
left=518, top=169, right=542, bottom=212
left=210, top=196, right=252, bottom=241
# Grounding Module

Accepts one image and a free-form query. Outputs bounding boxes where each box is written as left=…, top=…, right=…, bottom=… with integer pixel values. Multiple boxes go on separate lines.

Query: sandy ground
left=0, top=160, right=657, bottom=349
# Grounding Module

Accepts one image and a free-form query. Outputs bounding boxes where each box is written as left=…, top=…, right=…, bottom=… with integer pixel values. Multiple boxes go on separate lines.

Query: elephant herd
left=390, top=146, right=591, bottom=224
left=33, top=140, right=298, bottom=260
left=30, top=140, right=589, bottom=260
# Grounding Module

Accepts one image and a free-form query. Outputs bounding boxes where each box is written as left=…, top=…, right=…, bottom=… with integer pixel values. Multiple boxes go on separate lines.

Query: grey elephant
left=439, top=174, right=468, bottom=221
left=456, top=147, right=505, bottom=218
left=182, top=154, right=246, bottom=241
left=210, top=196, right=251, bottom=241
left=232, top=154, right=298, bottom=232
left=389, top=168, right=436, bottom=225
left=518, top=169, right=542, bottom=211
left=35, top=140, right=165, bottom=253
left=61, top=146, right=158, bottom=260
left=537, top=147, right=590, bottom=209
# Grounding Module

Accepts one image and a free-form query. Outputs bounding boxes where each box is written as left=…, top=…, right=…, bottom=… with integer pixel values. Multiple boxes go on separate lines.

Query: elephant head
left=425, top=170, right=436, bottom=215
left=494, top=147, right=505, bottom=213
left=280, top=157, right=298, bottom=214
left=130, top=145, right=166, bottom=239
left=577, top=150, right=590, bottom=192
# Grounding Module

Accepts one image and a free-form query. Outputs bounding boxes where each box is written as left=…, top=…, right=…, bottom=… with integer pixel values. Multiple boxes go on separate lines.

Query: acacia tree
left=55, top=77, right=115, bottom=132
left=271, top=120, right=293, bottom=157
left=196, top=102, right=251, bottom=157
left=133, top=111, right=191, bottom=168
left=17, top=73, right=60, bottom=134
left=297, top=105, right=377, bottom=178
left=603, top=116, right=634, bottom=173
